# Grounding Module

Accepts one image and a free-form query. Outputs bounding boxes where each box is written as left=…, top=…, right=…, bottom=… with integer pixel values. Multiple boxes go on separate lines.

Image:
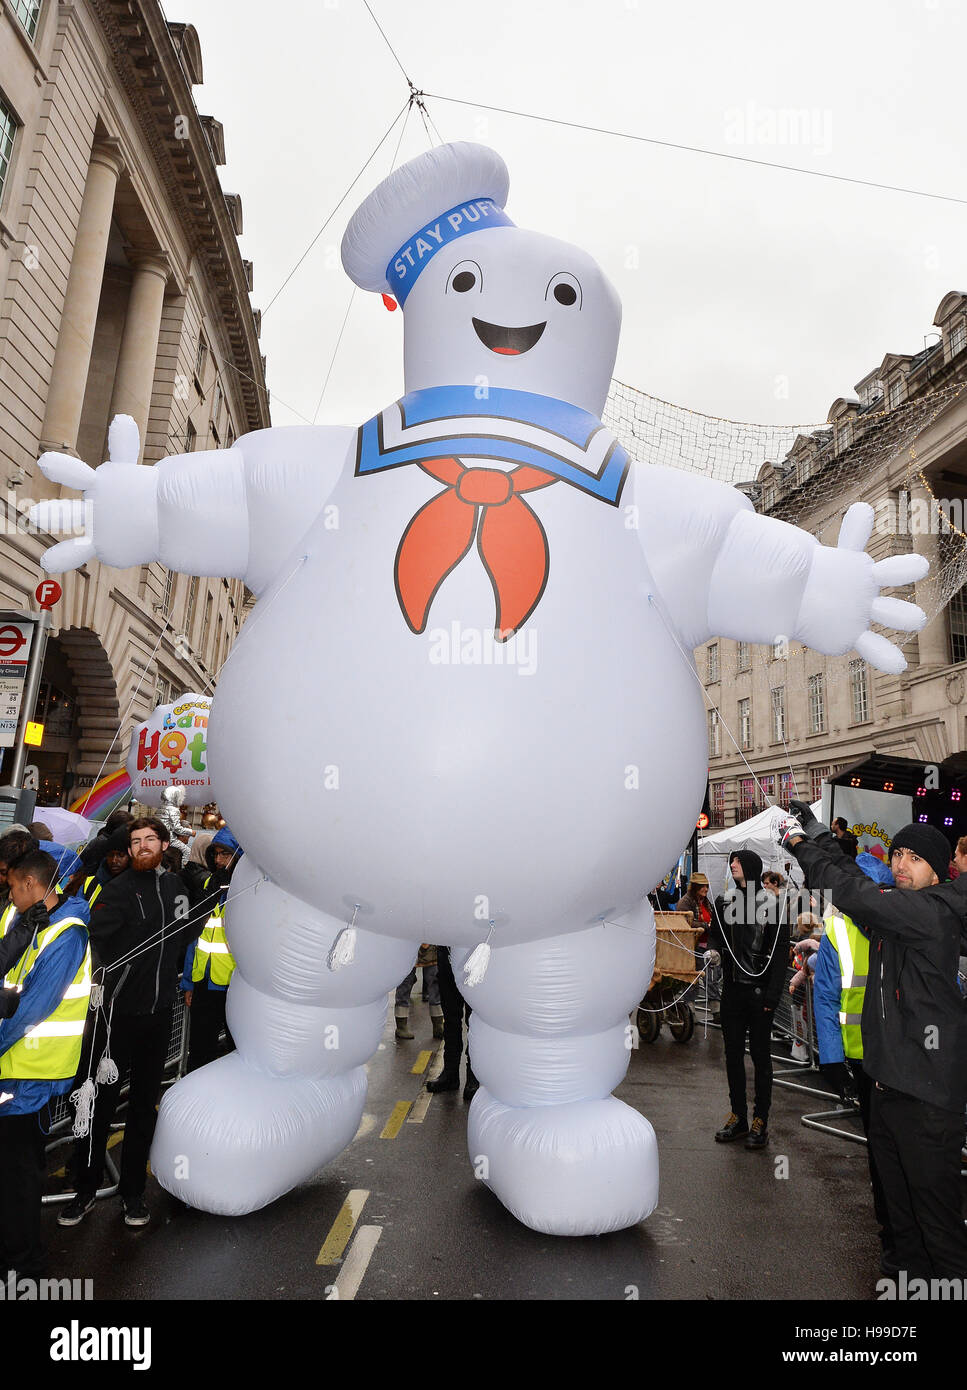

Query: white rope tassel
left=96, top=1052, right=119, bottom=1085
left=327, top=904, right=360, bottom=972
left=89, top=983, right=103, bottom=1010
left=462, top=927, right=494, bottom=989
left=70, top=1077, right=96, bottom=1138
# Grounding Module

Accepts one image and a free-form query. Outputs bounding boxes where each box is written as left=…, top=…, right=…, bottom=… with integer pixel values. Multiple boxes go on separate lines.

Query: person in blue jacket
left=0, top=850, right=90, bottom=1277
left=180, top=827, right=241, bottom=1072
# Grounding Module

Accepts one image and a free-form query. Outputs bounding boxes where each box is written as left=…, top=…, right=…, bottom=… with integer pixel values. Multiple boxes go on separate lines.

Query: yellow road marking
left=326, top=1224, right=381, bottom=1300
left=411, top=1050, right=432, bottom=1074
left=316, top=1189, right=369, bottom=1265
left=380, top=1101, right=411, bottom=1138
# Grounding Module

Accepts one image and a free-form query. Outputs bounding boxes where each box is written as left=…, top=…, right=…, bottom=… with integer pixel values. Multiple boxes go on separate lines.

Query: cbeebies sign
left=126, top=694, right=212, bottom=805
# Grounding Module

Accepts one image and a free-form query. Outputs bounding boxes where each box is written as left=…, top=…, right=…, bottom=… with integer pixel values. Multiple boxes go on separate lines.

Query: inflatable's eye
left=447, top=261, right=482, bottom=294
left=546, top=274, right=582, bottom=309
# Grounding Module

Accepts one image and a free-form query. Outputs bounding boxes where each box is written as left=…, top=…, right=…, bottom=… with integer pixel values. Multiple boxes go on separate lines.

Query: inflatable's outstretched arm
left=635, top=464, right=928, bottom=675
left=30, top=415, right=354, bottom=596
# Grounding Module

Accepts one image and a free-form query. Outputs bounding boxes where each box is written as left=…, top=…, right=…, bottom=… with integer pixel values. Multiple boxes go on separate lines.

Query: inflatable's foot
left=150, top=1052, right=367, bottom=1215
left=467, top=1088, right=659, bottom=1236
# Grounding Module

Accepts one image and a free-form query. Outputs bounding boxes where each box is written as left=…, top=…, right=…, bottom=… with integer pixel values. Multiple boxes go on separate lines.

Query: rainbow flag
left=70, top=767, right=132, bottom=820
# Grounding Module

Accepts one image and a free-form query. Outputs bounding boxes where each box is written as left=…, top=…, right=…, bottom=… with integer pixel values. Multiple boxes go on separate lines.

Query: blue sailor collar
left=355, top=385, right=630, bottom=506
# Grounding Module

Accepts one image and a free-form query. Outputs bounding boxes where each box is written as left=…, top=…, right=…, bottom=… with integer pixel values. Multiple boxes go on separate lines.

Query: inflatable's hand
left=31, top=415, right=160, bottom=573
left=796, top=503, right=927, bottom=676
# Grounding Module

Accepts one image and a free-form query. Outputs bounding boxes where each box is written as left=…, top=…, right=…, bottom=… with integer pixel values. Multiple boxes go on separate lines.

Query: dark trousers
left=0, top=1108, right=49, bottom=1276
left=848, top=1061, right=894, bottom=1251
left=720, top=983, right=773, bottom=1121
left=868, top=1083, right=967, bottom=1278
left=73, top=1009, right=171, bottom=1203
left=437, top=947, right=473, bottom=1079
left=187, top=984, right=234, bottom=1073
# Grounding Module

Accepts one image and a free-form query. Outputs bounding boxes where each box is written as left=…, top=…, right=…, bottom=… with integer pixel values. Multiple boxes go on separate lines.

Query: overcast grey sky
left=164, top=0, right=967, bottom=434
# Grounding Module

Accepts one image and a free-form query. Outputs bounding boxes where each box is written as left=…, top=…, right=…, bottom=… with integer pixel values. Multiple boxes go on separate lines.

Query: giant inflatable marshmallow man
left=33, top=144, right=927, bottom=1235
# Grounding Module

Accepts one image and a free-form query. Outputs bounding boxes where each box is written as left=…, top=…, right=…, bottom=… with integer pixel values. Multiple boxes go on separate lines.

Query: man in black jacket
left=707, top=848, right=790, bottom=1149
left=58, top=816, right=199, bottom=1229
left=783, top=802, right=967, bottom=1280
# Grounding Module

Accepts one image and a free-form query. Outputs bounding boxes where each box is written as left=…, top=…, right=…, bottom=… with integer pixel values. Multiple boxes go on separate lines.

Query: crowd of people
left=670, top=809, right=967, bottom=1288
left=0, top=808, right=241, bottom=1278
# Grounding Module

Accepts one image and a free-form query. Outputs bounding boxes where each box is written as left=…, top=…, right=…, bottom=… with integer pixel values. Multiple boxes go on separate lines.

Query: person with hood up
left=707, top=848, right=790, bottom=1148
left=179, top=827, right=241, bottom=1072
left=0, top=850, right=90, bottom=1277
left=782, top=803, right=967, bottom=1281
left=79, top=828, right=130, bottom=907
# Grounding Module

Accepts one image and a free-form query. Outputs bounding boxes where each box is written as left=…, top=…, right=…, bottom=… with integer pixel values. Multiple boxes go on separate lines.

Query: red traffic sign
left=35, top=580, right=62, bottom=610
left=0, top=625, right=28, bottom=658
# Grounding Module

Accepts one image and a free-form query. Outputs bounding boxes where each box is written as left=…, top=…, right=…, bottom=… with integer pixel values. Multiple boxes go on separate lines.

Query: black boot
left=714, top=1112, right=749, bottom=1143
left=426, top=1071, right=459, bottom=1094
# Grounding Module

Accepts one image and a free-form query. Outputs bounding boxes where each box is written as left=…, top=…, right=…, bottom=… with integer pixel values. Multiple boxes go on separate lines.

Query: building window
left=12, top=0, right=41, bottom=41
left=194, top=335, right=208, bottom=388
left=773, top=636, right=788, bottom=661
left=737, top=641, right=750, bottom=672
left=779, top=771, right=794, bottom=805
left=862, top=380, right=883, bottom=408
left=214, top=613, right=223, bottom=671
left=212, top=379, right=223, bottom=432
left=202, top=591, right=213, bottom=658
left=837, top=422, right=853, bottom=453
left=0, top=96, right=18, bottom=206
left=185, top=420, right=197, bottom=452
left=759, top=773, right=775, bottom=808
left=184, top=575, right=198, bottom=642
left=888, top=379, right=904, bottom=411
left=808, top=673, right=825, bottom=733
left=950, top=320, right=967, bottom=359
left=711, top=782, right=726, bottom=825
left=738, top=777, right=756, bottom=820
left=810, top=765, right=829, bottom=803
left=706, top=643, right=719, bottom=684
left=951, top=583, right=967, bottom=664
left=161, top=569, right=174, bottom=617
left=849, top=658, right=870, bottom=722
left=796, top=456, right=809, bottom=488
left=708, top=708, right=721, bottom=759
left=738, top=697, right=751, bottom=750
left=156, top=676, right=172, bottom=708
left=771, top=686, right=786, bottom=742
left=762, top=485, right=775, bottom=511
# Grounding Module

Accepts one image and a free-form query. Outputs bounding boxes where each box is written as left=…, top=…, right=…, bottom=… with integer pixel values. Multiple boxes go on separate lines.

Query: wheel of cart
left=636, top=914, right=702, bottom=1045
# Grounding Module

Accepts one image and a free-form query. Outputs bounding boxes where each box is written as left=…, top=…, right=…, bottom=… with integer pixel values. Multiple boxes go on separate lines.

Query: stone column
left=107, top=252, right=170, bottom=462
left=909, top=480, right=949, bottom=668
left=40, top=139, right=125, bottom=454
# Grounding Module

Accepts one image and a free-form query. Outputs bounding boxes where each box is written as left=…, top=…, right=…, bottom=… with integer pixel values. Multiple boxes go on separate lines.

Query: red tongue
left=492, top=346, right=520, bottom=356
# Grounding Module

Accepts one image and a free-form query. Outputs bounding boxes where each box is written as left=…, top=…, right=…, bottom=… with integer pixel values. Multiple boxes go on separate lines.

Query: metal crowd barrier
left=41, top=991, right=191, bottom=1206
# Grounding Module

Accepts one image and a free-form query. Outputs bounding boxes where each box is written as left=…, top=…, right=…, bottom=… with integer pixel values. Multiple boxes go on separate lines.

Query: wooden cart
left=636, top=912, right=703, bottom=1044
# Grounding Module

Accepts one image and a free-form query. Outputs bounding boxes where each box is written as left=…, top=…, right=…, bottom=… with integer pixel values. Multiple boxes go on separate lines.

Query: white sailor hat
left=341, top=142, right=512, bottom=305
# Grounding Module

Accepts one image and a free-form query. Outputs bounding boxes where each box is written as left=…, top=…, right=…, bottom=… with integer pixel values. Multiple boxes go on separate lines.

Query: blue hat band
left=386, top=197, right=514, bottom=306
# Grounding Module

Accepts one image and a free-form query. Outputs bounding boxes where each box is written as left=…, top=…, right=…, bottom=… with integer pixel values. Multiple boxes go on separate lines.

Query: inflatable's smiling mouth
left=472, top=318, right=546, bottom=356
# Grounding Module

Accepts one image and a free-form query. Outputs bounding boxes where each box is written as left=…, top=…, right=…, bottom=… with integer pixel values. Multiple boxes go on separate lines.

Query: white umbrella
left=35, top=806, right=94, bottom=848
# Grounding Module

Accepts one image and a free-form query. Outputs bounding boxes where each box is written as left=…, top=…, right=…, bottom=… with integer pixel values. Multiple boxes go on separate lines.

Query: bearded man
left=59, top=818, right=199, bottom=1229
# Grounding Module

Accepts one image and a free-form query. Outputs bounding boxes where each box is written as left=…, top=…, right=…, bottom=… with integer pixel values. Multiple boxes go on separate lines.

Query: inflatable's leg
left=452, top=903, right=658, bottom=1236
left=151, top=858, right=419, bottom=1215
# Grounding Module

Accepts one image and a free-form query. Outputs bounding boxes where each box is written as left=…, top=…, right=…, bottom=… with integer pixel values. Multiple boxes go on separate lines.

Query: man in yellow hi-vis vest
left=180, top=827, right=241, bottom=1072
left=813, top=892, right=894, bottom=1267
left=0, top=849, right=90, bottom=1277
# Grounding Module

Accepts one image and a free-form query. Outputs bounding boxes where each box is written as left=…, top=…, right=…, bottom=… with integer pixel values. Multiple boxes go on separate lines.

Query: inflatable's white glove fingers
left=872, top=554, right=929, bottom=586
left=870, top=596, right=926, bottom=632
left=37, top=451, right=96, bottom=491
left=106, top=413, right=140, bottom=464
left=836, top=502, right=874, bottom=553
left=855, top=631, right=908, bottom=675
left=29, top=498, right=89, bottom=534
left=40, top=538, right=95, bottom=573
left=704, top=949, right=721, bottom=968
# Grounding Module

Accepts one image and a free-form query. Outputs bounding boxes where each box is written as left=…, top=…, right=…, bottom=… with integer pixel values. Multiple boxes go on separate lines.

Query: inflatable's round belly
left=209, top=479, right=706, bottom=944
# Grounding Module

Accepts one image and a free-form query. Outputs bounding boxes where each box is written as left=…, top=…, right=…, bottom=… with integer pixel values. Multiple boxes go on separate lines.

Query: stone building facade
left=0, top=0, right=269, bottom=805
left=701, top=291, right=967, bottom=828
